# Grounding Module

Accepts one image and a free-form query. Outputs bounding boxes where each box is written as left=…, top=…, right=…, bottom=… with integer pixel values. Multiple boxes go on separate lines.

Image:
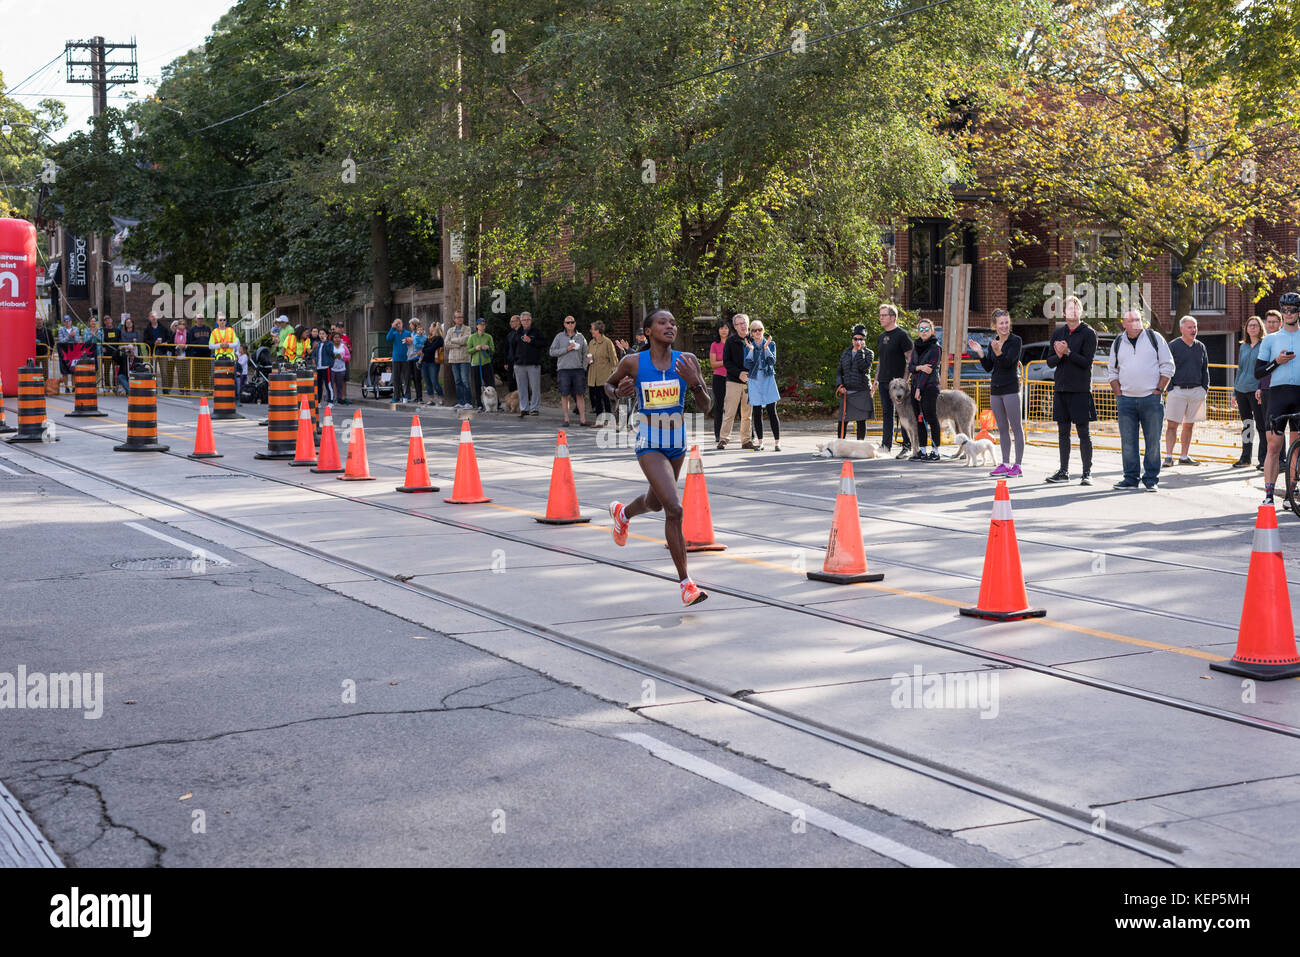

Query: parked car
left=1023, top=334, right=1114, bottom=382
left=929, top=326, right=995, bottom=384
left=1023, top=334, right=1115, bottom=416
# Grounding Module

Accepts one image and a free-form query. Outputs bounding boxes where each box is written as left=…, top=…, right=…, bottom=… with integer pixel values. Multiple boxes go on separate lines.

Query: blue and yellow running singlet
left=635, top=348, right=687, bottom=460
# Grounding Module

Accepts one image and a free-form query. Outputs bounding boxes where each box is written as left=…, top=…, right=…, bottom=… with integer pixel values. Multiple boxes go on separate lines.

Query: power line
left=2, top=52, right=64, bottom=98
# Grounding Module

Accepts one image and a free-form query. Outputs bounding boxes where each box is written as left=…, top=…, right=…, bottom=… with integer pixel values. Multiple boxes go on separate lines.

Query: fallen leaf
left=389, top=681, right=398, bottom=685
left=124, top=700, right=136, bottom=705
left=179, top=792, right=193, bottom=801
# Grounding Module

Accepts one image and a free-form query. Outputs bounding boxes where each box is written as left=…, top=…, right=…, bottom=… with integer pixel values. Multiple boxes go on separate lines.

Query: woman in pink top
left=172, top=319, right=189, bottom=393
left=709, top=318, right=730, bottom=444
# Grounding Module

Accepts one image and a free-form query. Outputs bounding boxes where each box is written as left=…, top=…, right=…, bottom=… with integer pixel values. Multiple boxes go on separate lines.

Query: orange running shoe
left=609, top=501, right=629, bottom=546
left=680, top=579, right=708, bottom=606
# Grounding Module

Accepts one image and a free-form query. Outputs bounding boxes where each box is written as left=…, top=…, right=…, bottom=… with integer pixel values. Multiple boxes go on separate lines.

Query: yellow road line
left=41, top=417, right=1243, bottom=667
left=478, top=501, right=1232, bottom=663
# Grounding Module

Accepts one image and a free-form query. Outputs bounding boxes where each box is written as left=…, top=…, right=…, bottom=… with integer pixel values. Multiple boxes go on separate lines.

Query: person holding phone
left=1257, top=293, right=1300, bottom=506
left=386, top=318, right=410, bottom=401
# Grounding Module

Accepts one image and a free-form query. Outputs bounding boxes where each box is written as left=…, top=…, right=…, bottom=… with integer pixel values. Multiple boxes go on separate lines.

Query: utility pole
left=65, top=36, right=137, bottom=319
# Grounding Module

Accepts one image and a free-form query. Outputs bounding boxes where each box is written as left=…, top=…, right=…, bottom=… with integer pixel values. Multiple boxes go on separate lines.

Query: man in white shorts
left=1164, top=316, right=1209, bottom=466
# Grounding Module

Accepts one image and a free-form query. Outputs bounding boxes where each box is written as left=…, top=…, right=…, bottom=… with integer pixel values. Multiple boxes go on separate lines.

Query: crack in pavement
left=13, top=686, right=567, bottom=768
left=1091, top=771, right=1300, bottom=808
left=7, top=681, right=570, bottom=866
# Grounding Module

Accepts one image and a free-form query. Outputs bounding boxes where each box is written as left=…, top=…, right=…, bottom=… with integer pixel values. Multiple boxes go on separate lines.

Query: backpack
left=1114, top=329, right=1160, bottom=370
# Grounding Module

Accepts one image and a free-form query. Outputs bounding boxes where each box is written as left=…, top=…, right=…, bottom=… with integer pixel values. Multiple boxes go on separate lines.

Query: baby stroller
left=360, top=349, right=393, bottom=400
left=239, top=345, right=274, bottom=404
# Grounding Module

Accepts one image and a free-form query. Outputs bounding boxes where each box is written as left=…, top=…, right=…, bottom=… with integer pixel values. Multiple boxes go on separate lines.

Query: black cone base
left=397, top=485, right=441, bottom=493
left=959, top=606, right=1046, bottom=621
left=535, top=515, right=588, bottom=524
left=1209, top=658, right=1300, bottom=681
left=0, top=423, right=18, bottom=434
left=255, top=450, right=295, bottom=460
left=807, top=570, right=883, bottom=584
left=7, top=433, right=51, bottom=444
left=114, top=442, right=170, bottom=452
left=310, top=466, right=344, bottom=474
left=188, top=452, right=223, bottom=459
left=65, top=411, right=108, bottom=418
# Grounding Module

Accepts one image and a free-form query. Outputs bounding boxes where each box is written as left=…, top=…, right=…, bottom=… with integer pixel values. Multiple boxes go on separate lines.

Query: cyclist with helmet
left=1255, top=291, right=1300, bottom=508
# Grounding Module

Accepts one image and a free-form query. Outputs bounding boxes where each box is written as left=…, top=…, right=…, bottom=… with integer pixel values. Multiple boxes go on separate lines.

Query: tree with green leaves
left=968, top=0, right=1300, bottom=322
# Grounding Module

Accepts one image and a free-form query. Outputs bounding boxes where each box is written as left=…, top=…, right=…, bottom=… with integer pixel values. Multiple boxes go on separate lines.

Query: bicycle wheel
left=1287, top=439, right=1300, bottom=517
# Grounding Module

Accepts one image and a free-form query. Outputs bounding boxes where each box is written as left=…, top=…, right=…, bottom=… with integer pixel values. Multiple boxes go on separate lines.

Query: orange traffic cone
left=311, top=405, right=344, bottom=474
left=396, top=415, right=439, bottom=493
left=187, top=396, right=222, bottom=459
left=289, top=396, right=318, bottom=467
left=807, top=461, right=881, bottom=583
left=536, top=430, right=588, bottom=524
left=338, top=410, right=375, bottom=481
left=443, top=421, right=491, bottom=503
left=959, top=480, right=1044, bottom=620
left=1210, top=506, right=1300, bottom=679
left=677, top=445, right=726, bottom=552
left=975, top=409, right=998, bottom=444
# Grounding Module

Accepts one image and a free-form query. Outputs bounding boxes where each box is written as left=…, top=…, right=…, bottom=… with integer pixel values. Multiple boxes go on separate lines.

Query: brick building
left=890, top=198, right=1300, bottom=382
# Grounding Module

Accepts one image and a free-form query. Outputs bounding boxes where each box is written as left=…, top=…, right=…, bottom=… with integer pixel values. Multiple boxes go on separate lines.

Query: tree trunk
left=370, top=208, right=392, bottom=331
left=1175, top=277, right=1195, bottom=326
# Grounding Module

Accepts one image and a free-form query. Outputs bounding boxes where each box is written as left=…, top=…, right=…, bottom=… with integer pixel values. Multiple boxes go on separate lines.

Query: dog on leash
left=887, top=378, right=977, bottom=452
left=503, top=390, right=521, bottom=413
left=813, top=438, right=880, bottom=459
left=953, top=433, right=996, bottom=467
left=481, top=385, right=500, bottom=412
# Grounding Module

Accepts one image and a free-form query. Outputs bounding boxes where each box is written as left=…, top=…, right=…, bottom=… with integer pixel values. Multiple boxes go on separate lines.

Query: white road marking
left=123, top=522, right=232, bottom=565
left=617, top=731, right=952, bottom=867
left=0, top=462, right=19, bottom=475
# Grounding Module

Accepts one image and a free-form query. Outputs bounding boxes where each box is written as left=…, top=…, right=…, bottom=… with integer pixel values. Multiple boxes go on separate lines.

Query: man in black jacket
left=718, top=313, right=755, bottom=449
left=509, top=311, right=544, bottom=415
left=1044, top=296, right=1098, bottom=485
left=875, top=304, right=913, bottom=455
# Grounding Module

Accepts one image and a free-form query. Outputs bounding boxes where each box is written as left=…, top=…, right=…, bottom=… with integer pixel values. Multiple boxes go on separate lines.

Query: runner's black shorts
left=1268, top=385, right=1300, bottom=434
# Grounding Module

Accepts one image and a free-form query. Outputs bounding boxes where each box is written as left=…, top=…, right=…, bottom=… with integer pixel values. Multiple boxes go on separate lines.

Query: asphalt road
left=0, top=455, right=1002, bottom=867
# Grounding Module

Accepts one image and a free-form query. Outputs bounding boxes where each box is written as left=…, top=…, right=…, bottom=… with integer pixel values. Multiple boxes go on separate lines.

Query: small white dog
left=813, top=438, right=879, bottom=460
left=953, top=433, right=996, bottom=467
left=480, top=385, right=499, bottom=412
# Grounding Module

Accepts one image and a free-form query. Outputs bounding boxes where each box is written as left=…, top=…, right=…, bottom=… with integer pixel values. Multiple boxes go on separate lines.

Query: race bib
left=640, top=380, right=681, bottom=410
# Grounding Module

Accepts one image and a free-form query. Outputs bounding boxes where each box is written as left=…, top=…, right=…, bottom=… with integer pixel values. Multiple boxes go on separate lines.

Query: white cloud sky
left=0, top=0, right=237, bottom=140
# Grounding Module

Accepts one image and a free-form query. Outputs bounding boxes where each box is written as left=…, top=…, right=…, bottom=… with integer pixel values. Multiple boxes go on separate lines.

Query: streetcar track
left=2, top=432, right=1187, bottom=865
left=19, top=407, right=1299, bottom=738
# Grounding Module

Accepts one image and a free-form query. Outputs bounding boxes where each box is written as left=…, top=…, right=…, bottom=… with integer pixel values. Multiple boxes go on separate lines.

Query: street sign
left=112, top=268, right=132, bottom=292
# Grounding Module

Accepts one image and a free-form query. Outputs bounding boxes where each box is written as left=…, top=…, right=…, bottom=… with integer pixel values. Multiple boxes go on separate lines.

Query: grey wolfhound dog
left=888, top=377, right=977, bottom=452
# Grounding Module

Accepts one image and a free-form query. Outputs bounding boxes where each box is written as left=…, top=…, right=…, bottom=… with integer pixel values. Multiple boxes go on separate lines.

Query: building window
left=1072, top=230, right=1130, bottom=275
left=1170, top=255, right=1226, bottom=313
left=908, top=219, right=978, bottom=310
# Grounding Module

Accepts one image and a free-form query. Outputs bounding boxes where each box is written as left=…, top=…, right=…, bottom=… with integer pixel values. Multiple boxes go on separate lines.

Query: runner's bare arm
left=606, top=354, right=638, bottom=401
left=676, top=354, right=712, bottom=416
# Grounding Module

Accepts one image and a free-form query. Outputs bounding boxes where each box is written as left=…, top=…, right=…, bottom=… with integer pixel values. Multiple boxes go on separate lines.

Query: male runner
left=606, top=309, right=713, bottom=606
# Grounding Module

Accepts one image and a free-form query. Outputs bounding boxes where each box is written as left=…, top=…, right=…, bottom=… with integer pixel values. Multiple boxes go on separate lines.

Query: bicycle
left=1267, top=414, right=1300, bottom=517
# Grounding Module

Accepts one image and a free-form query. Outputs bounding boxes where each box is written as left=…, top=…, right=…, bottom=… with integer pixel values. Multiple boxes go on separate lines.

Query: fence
left=43, top=343, right=219, bottom=397
left=857, top=359, right=1249, bottom=464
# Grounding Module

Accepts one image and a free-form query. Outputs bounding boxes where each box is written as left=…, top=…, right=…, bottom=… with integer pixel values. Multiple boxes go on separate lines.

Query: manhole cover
left=185, top=474, right=252, bottom=479
left=112, top=556, right=199, bottom=571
